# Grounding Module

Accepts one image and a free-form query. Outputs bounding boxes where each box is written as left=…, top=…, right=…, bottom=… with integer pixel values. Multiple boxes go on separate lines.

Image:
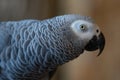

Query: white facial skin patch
left=70, top=20, right=100, bottom=42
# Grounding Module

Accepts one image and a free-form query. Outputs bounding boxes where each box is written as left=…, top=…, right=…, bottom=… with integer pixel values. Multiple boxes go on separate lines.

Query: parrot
left=0, top=14, right=105, bottom=80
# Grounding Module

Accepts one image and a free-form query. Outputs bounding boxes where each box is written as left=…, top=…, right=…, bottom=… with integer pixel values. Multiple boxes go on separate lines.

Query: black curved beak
left=85, top=33, right=105, bottom=56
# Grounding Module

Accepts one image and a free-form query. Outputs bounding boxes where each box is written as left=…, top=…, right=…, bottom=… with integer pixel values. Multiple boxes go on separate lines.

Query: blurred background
left=0, top=0, right=120, bottom=80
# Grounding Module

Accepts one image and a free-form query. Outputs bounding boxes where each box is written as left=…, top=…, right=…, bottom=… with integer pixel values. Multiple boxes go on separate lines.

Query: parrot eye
left=80, top=24, right=88, bottom=32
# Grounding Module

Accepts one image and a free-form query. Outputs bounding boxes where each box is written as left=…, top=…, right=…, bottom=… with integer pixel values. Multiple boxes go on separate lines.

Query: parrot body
left=0, top=14, right=105, bottom=80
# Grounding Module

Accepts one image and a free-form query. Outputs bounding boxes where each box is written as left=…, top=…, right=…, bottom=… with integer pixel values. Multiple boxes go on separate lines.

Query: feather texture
left=0, top=15, right=94, bottom=80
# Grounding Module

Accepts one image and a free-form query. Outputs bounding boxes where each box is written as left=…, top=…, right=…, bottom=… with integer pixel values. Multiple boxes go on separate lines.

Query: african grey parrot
left=0, top=14, right=105, bottom=80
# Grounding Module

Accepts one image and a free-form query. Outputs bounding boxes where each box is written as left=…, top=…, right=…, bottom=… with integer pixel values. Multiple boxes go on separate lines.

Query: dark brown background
left=0, top=0, right=120, bottom=80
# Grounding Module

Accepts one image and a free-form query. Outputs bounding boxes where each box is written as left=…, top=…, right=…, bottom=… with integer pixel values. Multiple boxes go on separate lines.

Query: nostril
left=96, top=29, right=99, bottom=33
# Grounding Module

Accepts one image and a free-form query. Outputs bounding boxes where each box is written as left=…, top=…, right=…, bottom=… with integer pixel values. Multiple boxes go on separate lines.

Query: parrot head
left=70, top=18, right=105, bottom=56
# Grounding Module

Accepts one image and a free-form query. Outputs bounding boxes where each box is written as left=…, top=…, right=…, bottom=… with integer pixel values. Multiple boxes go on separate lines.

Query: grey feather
left=0, top=14, right=99, bottom=80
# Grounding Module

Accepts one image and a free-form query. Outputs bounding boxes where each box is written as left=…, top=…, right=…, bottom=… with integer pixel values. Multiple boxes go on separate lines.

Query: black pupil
left=81, top=26, right=84, bottom=29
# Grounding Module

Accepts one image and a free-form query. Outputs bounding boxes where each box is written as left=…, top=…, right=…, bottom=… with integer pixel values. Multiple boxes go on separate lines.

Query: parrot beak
left=85, top=32, right=105, bottom=56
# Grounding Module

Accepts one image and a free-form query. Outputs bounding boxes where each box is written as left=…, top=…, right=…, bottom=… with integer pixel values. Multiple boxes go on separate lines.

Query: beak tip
left=97, top=51, right=102, bottom=56
left=84, top=32, right=105, bottom=56
left=97, top=32, right=105, bottom=56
